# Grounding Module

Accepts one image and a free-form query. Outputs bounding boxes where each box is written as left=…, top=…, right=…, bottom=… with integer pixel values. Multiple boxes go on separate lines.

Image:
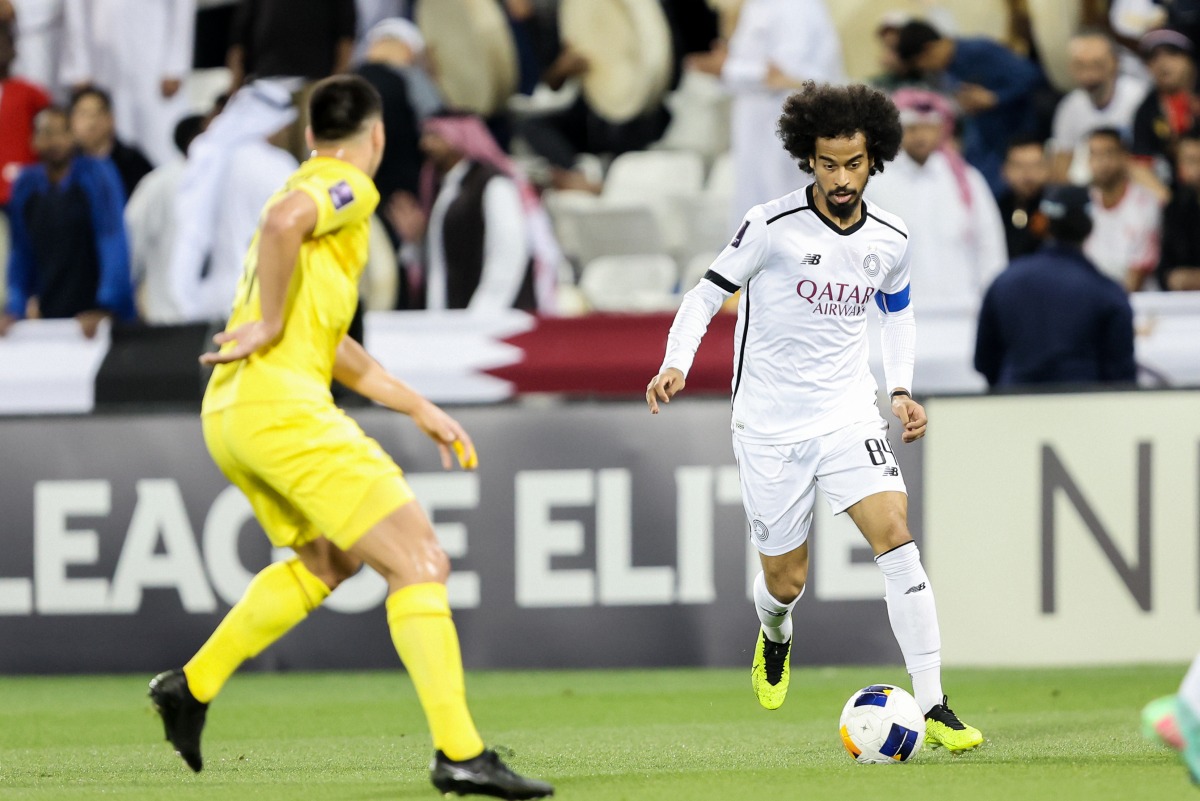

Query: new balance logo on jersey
left=800, top=253, right=822, bottom=265
left=883, top=466, right=899, bottom=477
left=905, top=582, right=926, bottom=595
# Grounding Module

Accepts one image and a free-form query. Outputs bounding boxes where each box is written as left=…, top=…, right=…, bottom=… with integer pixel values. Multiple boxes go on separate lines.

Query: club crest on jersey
left=863, top=252, right=881, bottom=277
left=799, top=253, right=822, bottom=265
left=797, top=279, right=876, bottom=316
left=328, top=180, right=355, bottom=210
left=752, top=520, right=770, bottom=542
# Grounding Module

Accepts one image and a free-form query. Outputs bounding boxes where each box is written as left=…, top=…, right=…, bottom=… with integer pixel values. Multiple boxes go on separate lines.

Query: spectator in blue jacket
left=897, top=20, right=1045, bottom=196
left=974, top=184, right=1137, bottom=388
left=0, top=107, right=135, bottom=337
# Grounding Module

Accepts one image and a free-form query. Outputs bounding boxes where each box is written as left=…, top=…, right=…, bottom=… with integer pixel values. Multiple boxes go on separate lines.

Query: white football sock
left=754, top=571, right=803, bottom=644
left=1179, top=652, right=1200, bottom=718
left=876, top=541, right=943, bottom=714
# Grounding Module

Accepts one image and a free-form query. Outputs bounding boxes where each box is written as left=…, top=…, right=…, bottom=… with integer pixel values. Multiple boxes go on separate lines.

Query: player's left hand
left=200, top=320, right=281, bottom=365
left=411, top=400, right=478, bottom=471
left=891, top=396, right=927, bottom=443
left=75, top=309, right=110, bottom=339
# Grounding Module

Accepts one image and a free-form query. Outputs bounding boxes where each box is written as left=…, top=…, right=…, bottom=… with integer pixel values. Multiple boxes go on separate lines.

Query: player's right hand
left=646, top=368, right=686, bottom=414
left=199, top=320, right=281, bottom=365
left=410, top=399, right=478, bottom=471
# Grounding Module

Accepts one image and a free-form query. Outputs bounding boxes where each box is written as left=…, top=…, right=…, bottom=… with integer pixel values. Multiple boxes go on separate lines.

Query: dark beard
left=825, top=189, right=860, bottom=220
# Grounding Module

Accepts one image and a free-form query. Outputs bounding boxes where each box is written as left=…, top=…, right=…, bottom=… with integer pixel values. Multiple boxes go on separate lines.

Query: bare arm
left=333, top=335, right=478, bottom=470
left=257, top=193, right=314, bottom=329
left=1049, top=150, right=1073, bottom=184
left=1129, top=161, right=1170, bottom=205
left=332, top=334, right=424, bottom=414
left=333, top=38, right=354, bottom=74
left=200, top=191, right=316, bottom=365
left=1126, top=268, right=1150, bottom=292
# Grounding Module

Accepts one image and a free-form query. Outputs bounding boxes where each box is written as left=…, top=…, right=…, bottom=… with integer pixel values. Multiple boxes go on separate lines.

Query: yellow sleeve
left=294, top=164, right=381, bottom=239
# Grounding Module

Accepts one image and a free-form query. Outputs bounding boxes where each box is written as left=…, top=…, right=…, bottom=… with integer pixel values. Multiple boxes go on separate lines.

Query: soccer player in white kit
left=646, top=82, right=983, bottom=752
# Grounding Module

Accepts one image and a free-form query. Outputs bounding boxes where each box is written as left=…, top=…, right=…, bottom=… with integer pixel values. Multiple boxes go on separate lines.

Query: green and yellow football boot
left=751, top=628, right=791, bottom=710
left=924, top=696, right=984, bottom=752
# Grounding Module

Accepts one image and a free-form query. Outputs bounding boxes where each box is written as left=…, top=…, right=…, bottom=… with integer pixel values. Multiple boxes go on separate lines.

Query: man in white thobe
left=61, top=0, right=195, bottom=166
left=9, top=0, right=64, bottom=97
left=867, top=88, right=1007, bottom=308
left=167, top=80, right=298, bottom=322
left=687, top=0, right=845, bottom=227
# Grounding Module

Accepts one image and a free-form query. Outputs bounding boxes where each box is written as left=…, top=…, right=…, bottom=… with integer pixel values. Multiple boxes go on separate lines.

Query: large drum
left=560, top=0, right=674, bottom=124
left=416, top=0, right=518, bottom=117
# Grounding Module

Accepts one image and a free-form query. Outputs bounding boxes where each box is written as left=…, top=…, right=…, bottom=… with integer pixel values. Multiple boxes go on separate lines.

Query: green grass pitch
left=0, top=664, right=1189, bottom=800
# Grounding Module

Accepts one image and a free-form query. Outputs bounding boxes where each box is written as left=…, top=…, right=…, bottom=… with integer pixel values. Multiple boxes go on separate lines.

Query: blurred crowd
left=0, top=0, right=1196, bottom=389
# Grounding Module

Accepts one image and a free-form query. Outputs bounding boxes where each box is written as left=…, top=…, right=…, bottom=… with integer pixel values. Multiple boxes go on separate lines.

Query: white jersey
left=662, top=184, right=914, bottom=444
left=1083, top=181, right=1161, bottom=284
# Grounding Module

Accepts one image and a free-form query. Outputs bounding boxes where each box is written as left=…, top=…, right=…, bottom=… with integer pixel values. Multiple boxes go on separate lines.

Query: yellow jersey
left=202, top=157, right=380, bottom=412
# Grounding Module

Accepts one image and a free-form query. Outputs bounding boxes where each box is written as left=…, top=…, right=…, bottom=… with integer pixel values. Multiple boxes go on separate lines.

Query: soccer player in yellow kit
left=147, top=76, right=553, bottom=801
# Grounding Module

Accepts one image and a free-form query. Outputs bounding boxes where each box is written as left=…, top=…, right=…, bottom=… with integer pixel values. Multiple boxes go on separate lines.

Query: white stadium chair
left=603, top=150, right=705, bottom=202
left=574, top=153, right=606, bottom=187
left=654, top=71, right=732, bottom=160
left=672, top=193, right=734, bottom=262
left=602, top=150, right=705, bottom=254
left=706, top=151, right=735, bottom=198
left=579, top=254, right=680, bottom=312
left=570, top=202, right=666, bottom=268
left=187, top=68, right=233, bottom=115
left=542, top=189, right=601, bottom=266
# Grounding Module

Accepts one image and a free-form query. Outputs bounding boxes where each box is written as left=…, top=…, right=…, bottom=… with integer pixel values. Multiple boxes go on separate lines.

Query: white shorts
left=732, top=418, right=908, bottom=557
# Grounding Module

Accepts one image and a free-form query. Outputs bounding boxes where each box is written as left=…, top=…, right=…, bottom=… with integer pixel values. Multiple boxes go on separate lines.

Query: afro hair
left=777, top=82, right=903, bottom=175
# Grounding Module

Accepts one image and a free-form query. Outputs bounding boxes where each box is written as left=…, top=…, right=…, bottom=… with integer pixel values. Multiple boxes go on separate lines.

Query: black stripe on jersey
left=766, top=206, right=809, bottom=225
left=703, top=270, right=740, bottom=293
left=867, top=212, right=907, bottom=239
left=732, top=276, right=751, bottom=402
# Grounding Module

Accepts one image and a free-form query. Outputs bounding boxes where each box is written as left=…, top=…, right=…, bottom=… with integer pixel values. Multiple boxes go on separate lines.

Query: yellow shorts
left=202, top=402, right=415, bottom=551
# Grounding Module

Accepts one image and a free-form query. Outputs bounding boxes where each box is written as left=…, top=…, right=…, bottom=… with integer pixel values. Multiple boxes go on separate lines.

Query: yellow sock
left=386, top=583, right=484, bottom=761
left=183, top=559, right=330, bottom=703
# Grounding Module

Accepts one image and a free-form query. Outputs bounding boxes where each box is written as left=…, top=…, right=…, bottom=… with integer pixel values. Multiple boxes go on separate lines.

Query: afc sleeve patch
left=730, top=219, right=750, bottom=248
left=328, top=180, right=355, bottom=210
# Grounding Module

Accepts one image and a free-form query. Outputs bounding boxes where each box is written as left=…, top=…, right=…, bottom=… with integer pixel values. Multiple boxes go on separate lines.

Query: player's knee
left=324, top=554, right=363, bottom=589
left=770, top=579, right=806, bottom=604
left=878, top=519, right=913, bottom=552
left=427, top=544, right=451, bottom=584
left=763, top=563, right=808, bottom=603
left=308, top=555, right=361, bottom=591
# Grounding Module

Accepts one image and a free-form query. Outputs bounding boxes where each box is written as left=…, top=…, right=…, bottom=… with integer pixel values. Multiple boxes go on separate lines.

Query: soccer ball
left=839, top=684, right=925, bottom=764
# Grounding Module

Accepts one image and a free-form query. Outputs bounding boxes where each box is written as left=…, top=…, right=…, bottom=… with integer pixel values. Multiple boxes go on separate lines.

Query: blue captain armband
left=875, top=284, right=911, bottom=313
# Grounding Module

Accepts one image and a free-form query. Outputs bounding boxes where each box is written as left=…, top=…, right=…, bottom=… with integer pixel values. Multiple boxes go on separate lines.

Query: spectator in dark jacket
left=227, top=0, right=356, bottom=87
left=354, top=18, right=441, bottom=201
left=1158, top=128, right=1200, bottom=290
left=974, top=184, right=1136, bottom=388
left=68, top=85, right=152, bottom=200
left=897, top=20, right=1045, bottom=196
left=0, top=107, right=135, bottom=337
left=996, top=135, right=1050, bottom=260
left=1131, top=28, right=1199, bottom=188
